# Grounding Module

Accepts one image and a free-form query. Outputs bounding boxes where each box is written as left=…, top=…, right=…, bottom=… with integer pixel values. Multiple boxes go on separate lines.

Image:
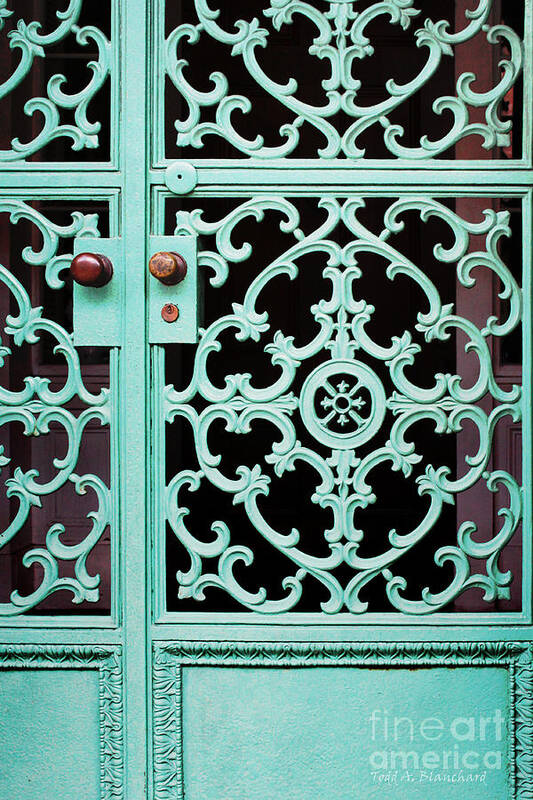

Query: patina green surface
left=0, top=2, right=531, bottom=798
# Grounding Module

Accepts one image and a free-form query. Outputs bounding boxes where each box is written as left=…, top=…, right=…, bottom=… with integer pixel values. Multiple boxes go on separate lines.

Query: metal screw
left=161, top=303, right=179, bottom=323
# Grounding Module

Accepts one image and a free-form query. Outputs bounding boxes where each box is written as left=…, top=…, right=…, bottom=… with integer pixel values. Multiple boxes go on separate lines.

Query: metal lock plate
left=72, top=237, right=122, bottom=347
left=148, top=234, right=198, bottom=344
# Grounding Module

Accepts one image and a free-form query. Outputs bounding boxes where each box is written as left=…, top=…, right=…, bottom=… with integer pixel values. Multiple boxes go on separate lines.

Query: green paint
left=159, top=196, right=522, bottom=615
left=182, top=666, right=509, bottom=800
left=0, top=1, right=531, bottom=798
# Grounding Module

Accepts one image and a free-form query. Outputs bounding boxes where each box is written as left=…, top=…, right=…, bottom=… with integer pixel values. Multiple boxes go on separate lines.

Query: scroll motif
left=0, top=1, right=112, bottom=161
left=0, top=201, right=112, bottom=614
left=164, top=196, right=522, bottom=614
left=162, top=0, right=523, bottom=160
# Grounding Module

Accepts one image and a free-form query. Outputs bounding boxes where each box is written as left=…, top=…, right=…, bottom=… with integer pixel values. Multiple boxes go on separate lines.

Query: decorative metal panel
left=157, top=193, right=524, bottom=616
left=154, top=0, right=525, bottom=163
left=1, top=0, right=125, bottom=793
left=0, top=198, right=116, bottom=615
left=0, top=2, right=116, bottom=164
left=0, top=2, right=119, bottom=619
left=152, top=640, right=533, bottom=800
left=0, top=644, right=124, bottom=798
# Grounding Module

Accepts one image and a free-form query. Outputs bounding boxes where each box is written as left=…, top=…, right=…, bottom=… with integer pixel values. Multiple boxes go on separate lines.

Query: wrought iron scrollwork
left=0, top=201, right=112, bottom=614
left=163, top=0, right=523, bottom=159
left=164, top=196, right=522, bottom=614
left=0, top=1, right=112, bottom=161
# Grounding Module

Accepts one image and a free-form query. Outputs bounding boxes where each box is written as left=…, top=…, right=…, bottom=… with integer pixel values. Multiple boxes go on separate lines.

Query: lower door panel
left=0, top=645, right=123, bottom=800
left=153, top=641, right=531, bottom=800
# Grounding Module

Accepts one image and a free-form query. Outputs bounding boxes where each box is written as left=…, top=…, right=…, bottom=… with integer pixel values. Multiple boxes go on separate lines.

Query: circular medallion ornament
left=299, top=360, right=386, bottom=449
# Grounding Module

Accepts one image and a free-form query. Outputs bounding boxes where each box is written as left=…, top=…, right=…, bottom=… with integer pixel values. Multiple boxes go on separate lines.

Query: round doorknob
left=149, top=251, right=187, bottom=285
left=70, top=252, right=113, bottom=287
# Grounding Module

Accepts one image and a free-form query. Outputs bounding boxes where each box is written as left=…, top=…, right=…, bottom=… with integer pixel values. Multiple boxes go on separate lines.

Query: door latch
left=148, top=233, right=197, bottom=344
left=70, top=233, right=198, bottom=346
left=71, top=238, right=122, bottom=346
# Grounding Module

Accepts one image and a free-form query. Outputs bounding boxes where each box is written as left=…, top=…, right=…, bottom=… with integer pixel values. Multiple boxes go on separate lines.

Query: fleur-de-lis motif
left=319, top=378, right=367, bottom=428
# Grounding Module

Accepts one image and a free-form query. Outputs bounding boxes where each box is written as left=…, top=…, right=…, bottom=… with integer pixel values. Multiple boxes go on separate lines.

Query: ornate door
left=0, top=1, right=531, bottom=798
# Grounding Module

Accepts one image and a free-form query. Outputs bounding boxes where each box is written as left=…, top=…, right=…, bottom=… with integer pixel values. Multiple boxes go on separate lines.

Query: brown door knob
left=70, top=252, right=113, bottom=287
left=149, top=251, right=187, bottom=285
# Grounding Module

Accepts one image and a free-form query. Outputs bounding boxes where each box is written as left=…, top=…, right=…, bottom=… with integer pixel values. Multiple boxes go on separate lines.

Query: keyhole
left=161, top=303, right=179, bottom=323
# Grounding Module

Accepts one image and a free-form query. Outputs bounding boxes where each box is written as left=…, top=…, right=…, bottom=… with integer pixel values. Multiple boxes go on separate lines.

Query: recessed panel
left=0, top=669, right=101, bottom=800
left=182, top=666, right=509, bottom=800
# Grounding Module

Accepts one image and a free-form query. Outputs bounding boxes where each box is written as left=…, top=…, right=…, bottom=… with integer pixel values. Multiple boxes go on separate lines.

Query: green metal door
left=0, top=1, right=532, bottom=798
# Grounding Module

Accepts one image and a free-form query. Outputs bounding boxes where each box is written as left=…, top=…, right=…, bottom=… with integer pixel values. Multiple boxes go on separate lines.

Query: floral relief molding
left=153, top=640, right=533, bottom=800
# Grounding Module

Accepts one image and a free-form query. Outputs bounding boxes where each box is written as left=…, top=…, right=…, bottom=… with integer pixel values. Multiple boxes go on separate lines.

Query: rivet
left=164, top=162, right=198, bottom=195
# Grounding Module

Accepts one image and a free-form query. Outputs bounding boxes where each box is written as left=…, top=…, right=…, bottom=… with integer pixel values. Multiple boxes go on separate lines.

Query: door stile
left=524, top=0, right=533, bottom=165
left=151, top=345, right=166, bottom=626
left=521, top=188, right=532, bottom=617
left=121, top=0, right=150, bottom=796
